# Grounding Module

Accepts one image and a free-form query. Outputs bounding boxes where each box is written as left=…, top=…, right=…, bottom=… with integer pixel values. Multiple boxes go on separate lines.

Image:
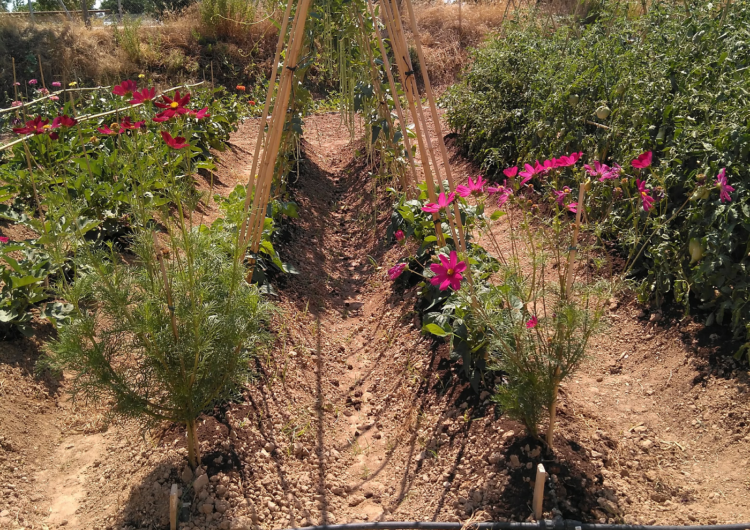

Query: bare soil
left=0, top=111, right=749, bottom=530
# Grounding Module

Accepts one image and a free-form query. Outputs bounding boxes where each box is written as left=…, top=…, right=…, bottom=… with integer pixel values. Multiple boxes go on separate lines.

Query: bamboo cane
left=239, top=0, right=295, bottom=250
left=246, top=0, right=314, bottom=255
left=244, top=0, right=310, bottom=252
left=367, top=0, right=420, bottom=198
left=354, top=9, right=410, bottom=196
left=402, top=0, right=466, bottom=251
left=379, top=0, right=445, bottom=245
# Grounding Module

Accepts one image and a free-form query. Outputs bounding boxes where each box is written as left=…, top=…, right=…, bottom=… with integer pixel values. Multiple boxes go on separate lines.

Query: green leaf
left=423, top=323, right=451, bottom=337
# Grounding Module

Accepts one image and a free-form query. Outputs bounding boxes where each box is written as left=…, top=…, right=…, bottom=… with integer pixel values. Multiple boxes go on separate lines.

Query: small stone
left=650, top=493, right=669, bottom=503
left=216, top=484, right=227, bottom=496
left=479, top=391, right=490, bottom=400
left=215, top=500, right=228, bottom=513
left=348, top=495, right=365, bottom=507
left=200, top=502, right=215, bottom=514
left=331, top=486, right=346, bottom=496
left=502, top=430, right=515, bottom=439
left=488, top=452, right=504, bottom=465
left=598, top=497, right=619, bottom=515
left=194, top=474, right=209, bottom=492
left=181, top=466, right=194, bottom=484
left=509, top=454, right=521, bottom=468
left=264, top=442, right=276, bottom=453
left=639, top=439, right=654, bottom=451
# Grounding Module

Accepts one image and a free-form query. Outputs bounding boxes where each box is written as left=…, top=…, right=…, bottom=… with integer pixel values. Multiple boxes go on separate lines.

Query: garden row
left=443, top=0, right=750, bottom=355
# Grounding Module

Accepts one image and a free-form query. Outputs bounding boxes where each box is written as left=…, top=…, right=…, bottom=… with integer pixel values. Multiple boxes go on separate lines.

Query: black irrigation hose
left=276, top=521, right=750, bottom=530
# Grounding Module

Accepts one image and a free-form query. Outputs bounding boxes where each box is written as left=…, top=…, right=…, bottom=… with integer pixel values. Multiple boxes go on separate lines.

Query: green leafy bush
left=444, top=0, right=750, bottom=349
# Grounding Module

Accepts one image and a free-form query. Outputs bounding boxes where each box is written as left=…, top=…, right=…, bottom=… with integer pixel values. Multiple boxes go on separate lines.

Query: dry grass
left=402, top=1, right=512, bottom=86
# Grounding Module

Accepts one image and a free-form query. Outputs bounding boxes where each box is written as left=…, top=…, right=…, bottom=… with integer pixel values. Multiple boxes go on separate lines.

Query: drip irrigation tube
left=275, top=520, right=750, bottom=530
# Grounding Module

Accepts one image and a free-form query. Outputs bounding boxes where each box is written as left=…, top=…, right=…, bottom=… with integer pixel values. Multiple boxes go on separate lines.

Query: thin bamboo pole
left=246, top=0, right=314, bottom=255
left=379, top=0, right=445, bottom=245
left=367, top=0, right=419, bottom=198
left=355, top=9, right=410, bottom=196
left=239, top=0, right=295, bottom=250
left=402, top=0, right=466, bottom=251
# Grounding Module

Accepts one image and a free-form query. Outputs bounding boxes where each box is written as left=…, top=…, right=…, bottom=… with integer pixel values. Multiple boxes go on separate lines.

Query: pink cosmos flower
left=567, top=202, right=578, bottom=213
left=50, top=95, right=59, bottom=101
left=456, top=175, right=486, bottom=198
left=394, top=230, right=405, bottom=243
left=11, top=101, right=22, bottom=107
left=631, top=151, right=653, bottom=169
left=28, top=79, right=38, bottom=86
left=553, top=186, right=572, bottom=205
left=715, top=168, right=734, bottom=203
left=430, top=251, right=466, bottom=291
left=503, top=166, right=518, bottom=178
left=51, top=115, right=77, bottom=128
left=39, top=88, right=49, bottom=96
left=636, top=179, right=654, bottom=211
left=488, top=181, right=513, bottom=207
left=52, top=81, right=61, bottom=88
left=112, top=80, right=138, bottom=98
left=0, top=236, right=8, bottom=244
left=536, top=159, right=555, bottom=175
left=130, top=87, right=156, bottom=105
left=13, top=82, right=20, bottom=86
left=422, top=192, right=456, bottom=213
left=526, top=316, right=538, bottom=328
left=585, top=160, right=622, bottom=182
left=554, top=152, right=583, bottom=167
left=189, top=107, right=211, bottom=120
left=518, top=163, right=538, bottom=186
left=388, top=262, right=407, bottom=280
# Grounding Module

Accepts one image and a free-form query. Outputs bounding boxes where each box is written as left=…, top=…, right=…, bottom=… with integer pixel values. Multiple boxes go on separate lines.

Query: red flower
left=120, top=116, right=146, bottom=130
left=13, top=116, right=50, bottom=135
left=430, top=251, right=466, bottom=291
left=631, top=151, right=653, bottom=169
left=503, top=166, right=518, bottom=178
left=98, top=123, right=122, bottom=135
left=51, top=115, right=77, bottom=129
left=161, top=131, right=189, bottom=149
left=189, top=107, right=211, bottom=120
left=0, top=236, right=9, bottom=244
left=394, top=230, right=405, bottom=243
left=249, top=100, right=256, bottom=106
left=112, top=80, right=138, bottom=98
left=526, top=316, right=538, bottom=328
left=130, top=87, right=156, bottom=105
left=153, top=111, right=175, bottom=123
left=154, top=90, right=191, bottom=114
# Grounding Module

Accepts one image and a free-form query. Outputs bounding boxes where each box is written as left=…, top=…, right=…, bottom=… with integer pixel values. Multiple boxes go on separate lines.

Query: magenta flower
left=526, top=316, right=538, bottom=329
left=636, top=179, right=654, bottom=211
left=503, top=166, right=518, bottom=178
left=456, top=175, right=486, bottom=198
left=161, top=131, right=189, bottom=149
left=715, top=168, right=734, bottom=203
left=536, top=159, right=555, bottom=174
left=488, top=181, right=512, bottom=207
left=430, top=251, right=466, bottom=291
left=28, top=79, right=38, bottom=86
left=52, top=81, right=61, bottom=88
left=50, top=95, right=59, bottom=101
left=39, top=88, right=49, bottom=96
left=189, top=107, right=211, bottom=120
left=0, top=236, right=8, bottom=244
left=553, top=186, right=572, bottom=205
left=395, top=230, right=405, bottom=243
left=567, top=202, right=578, bottom=213
left=631, top=151, right=653, bottom=169
left=554, top=152, right=582, bottom=167
left=422, top=192, right=456, bottom=213
left=388, top=263, right=407, bottom=280
left=584, top=161, right=621, bottom=182
left=11, top=101, right=22, bottom=108
left=518, top=163, right=538, bottom=186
